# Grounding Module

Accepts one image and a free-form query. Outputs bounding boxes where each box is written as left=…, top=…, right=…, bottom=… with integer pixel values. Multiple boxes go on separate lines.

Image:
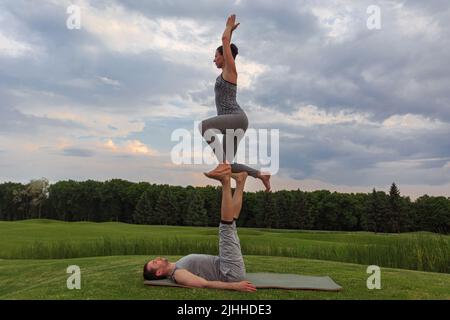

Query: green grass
left=0, top=220, right=448, bottom=273
left=0, top=219, right=449, bottom=300
left=1, top=255, right=449, bottom=300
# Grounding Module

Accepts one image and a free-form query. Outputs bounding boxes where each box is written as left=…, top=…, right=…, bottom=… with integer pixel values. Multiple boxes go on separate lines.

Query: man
left=143, top=165, right=256, bottom=292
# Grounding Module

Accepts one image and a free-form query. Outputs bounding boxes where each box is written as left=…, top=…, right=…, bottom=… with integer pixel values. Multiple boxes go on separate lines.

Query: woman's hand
left=226, top=14, right=240, bottom=32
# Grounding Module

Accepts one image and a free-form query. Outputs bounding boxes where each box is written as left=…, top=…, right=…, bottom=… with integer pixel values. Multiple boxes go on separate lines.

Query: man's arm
left=173, top=269, right=256, bottom=292
left=173, top=269, right=208, bottom=288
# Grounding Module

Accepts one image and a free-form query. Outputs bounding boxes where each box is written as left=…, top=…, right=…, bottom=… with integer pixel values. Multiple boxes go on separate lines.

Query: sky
left=1, top=0, right=449, bottom=200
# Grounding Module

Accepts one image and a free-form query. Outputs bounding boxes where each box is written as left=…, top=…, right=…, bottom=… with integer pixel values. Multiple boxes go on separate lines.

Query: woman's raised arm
left=222, top=14, right=240, bottom=74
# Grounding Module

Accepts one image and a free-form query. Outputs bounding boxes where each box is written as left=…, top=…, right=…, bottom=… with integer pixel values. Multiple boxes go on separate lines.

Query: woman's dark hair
left=143, top=262, right=167, bottom=281
left=217, top=43, right=238, bottom=59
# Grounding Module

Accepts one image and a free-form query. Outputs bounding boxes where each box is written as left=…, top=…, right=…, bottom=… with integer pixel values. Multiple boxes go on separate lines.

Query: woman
left=199, top=14, right=271, bottom=192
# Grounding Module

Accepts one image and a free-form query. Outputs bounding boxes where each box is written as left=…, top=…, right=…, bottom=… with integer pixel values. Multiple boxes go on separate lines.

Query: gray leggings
left=219, top=221, right=246, bottom=282
left=199, top=113, right=259, bottom=178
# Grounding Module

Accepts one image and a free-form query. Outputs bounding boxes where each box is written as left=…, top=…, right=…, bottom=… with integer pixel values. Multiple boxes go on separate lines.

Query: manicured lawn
left=0, top=220, right=449, bottom=299
left=1, top=255, right=449, bottom=299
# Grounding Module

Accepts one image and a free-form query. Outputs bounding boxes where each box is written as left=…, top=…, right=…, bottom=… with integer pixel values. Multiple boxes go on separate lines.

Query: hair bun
left=231, top=43, right=238, bottom=57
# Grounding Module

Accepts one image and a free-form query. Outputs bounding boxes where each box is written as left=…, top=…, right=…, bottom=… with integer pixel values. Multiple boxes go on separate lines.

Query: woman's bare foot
left=231, top=172, right=248, bottom=183
left=204, top=163, right=231, bottom=181
left=257, top=172, right=271, bottom=192
left=204, top=169, right=231, bottom=182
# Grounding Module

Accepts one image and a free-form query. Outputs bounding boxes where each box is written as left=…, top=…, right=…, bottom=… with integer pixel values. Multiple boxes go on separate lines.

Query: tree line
left=0, top=178, right=448, bottom=234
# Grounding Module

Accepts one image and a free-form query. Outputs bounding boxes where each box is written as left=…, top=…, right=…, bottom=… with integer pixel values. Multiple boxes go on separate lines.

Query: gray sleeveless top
left=215, top=73, right=244, bottom=115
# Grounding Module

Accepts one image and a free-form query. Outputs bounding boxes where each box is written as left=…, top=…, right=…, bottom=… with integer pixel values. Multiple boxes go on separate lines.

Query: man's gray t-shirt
left=168, top=222, right=246, bottom=283
left=170, top=254, right=222, bottom=282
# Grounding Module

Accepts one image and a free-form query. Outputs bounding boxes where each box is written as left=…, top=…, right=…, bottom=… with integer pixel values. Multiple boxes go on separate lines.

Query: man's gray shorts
left=219, top=221, right=246, bottom=282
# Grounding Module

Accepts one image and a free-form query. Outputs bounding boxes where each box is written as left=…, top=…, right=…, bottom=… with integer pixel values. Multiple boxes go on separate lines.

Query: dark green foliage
left=0, top=180, right=449, bottom=234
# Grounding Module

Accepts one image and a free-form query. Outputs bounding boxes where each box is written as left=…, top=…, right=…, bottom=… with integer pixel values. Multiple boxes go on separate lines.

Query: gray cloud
left=0, top=0, right=212, bottom=114
left=0, top=106, right=87, bottom=135
left=61, top=147, right=95, bottom=158
left=275, top=121, right=450, bottom=186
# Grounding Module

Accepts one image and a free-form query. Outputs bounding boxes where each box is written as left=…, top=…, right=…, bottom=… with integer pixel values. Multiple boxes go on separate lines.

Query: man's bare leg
left=220, top=170, right=235, bottom=222
left=231, top=172, right=248, bottom=220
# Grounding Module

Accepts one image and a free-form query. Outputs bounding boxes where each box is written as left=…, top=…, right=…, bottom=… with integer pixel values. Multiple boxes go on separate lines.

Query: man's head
left=143, top=257, right=170, bottom=280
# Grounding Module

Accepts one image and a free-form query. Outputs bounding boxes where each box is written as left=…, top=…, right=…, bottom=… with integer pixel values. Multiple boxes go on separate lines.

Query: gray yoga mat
left=144, top=272, right=342, bottom=291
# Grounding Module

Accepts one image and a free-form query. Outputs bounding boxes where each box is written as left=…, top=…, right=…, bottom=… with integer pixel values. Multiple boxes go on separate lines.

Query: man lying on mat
left=143, top=167, right=256, bottom=292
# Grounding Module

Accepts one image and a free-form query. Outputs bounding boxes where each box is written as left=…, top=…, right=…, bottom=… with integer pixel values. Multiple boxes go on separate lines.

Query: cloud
left=97, top=76, right=121, bottom=87
left=61, top=147, right=95, bottom=157
left=0, top=32, right=35, bottom=57
left=103, top=139, right=160, bottom=156
left=0, top=106, right=87, bottom=136
left=381, top=114, right=446, bottom=130
left=0, top=0, right=449, bottom=198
